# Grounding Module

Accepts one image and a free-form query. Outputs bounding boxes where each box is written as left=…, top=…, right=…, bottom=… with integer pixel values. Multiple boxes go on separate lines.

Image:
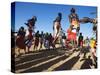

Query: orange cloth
left=67, top=29, right=76, bottom=41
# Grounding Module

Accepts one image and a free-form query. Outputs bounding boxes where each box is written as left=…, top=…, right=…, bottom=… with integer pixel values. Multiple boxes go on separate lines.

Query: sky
left=12, top=2, right=97, bottom=39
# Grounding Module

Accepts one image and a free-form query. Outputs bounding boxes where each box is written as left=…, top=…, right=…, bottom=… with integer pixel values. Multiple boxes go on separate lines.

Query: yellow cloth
left=90, top=40, right=96, bottom=48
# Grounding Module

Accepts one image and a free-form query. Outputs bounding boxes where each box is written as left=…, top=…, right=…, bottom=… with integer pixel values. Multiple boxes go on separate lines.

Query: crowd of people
left=11, top=8, right=97, bottom=67
left=14, top=27, right=67, bottom=52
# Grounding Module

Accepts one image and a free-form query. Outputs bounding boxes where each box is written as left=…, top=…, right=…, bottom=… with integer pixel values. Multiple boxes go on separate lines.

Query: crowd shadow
left=80, top=56, right=97, bottom=69
left=54, top=55, right=80, bottom=70
left=21, top=55, right=69, bottom=73
left=15, top=48, right=62, bottom=65
left=15, top=48, right=71, bottom=71
left=15, top=46, right=95, bottom=73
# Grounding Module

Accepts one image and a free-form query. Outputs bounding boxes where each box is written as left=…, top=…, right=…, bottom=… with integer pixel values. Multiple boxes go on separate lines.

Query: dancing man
left=69, top=8, right=80, bottom=35
left=25, top=16, right=37, bottom=52
left=53, top=12, right=62, bottom=47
